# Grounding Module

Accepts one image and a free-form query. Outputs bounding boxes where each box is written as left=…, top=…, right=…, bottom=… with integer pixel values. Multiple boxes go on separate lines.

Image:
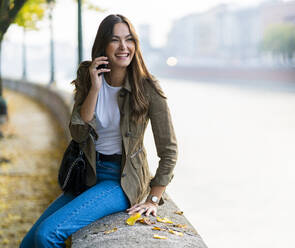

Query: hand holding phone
left=96, top=51, right=108, bottom=76
left=89, top=52, right=110, bottom=90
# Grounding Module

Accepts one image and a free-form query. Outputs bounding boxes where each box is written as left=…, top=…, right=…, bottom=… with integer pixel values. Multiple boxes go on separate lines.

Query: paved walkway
left=0, top=89, right=67, bottom=247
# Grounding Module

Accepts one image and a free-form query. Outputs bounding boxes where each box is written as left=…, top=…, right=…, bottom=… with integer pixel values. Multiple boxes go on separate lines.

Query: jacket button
left=121, top=173, right=126, bottom=177
left=125, top=131, right=131, bottom=137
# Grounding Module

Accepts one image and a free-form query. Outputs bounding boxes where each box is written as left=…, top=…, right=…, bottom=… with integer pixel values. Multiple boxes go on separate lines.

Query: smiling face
left=105, top=22, right=136, bottom=70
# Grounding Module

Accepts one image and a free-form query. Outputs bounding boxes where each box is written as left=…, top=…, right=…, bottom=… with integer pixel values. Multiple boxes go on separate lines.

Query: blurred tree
left=0, top=0, right=27, bottom=43
left=261, top=24, right=295, bottom=65
left=0, top=0, right=27, bottom=96
left=14, top=0, right=47, bottom=80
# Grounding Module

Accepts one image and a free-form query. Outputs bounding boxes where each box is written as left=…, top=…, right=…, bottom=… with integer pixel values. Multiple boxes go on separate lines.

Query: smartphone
left=96, top=51, right=107, bottom=75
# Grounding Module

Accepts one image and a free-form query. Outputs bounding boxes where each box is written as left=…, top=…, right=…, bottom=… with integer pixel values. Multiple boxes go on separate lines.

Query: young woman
left=20, top=14, right=177, bottom=248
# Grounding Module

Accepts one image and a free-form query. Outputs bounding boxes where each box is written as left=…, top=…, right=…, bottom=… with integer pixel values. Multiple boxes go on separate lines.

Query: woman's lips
left=115, top=53, right=129, bottom=58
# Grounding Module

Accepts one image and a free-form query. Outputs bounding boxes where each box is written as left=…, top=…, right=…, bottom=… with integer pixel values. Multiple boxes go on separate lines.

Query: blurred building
left=261, top=0, right=295, bottom=28
left=138, top=24, right=165, bottom=71
left=138, top=24, right=152, bottom=52
left=164, top=0, right=295, bottom=67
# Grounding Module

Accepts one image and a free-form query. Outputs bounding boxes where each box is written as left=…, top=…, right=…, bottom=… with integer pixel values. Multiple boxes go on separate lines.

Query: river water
left=58, top=77, right=295, bottom=248
left=142, top=78, right=295, bottom=248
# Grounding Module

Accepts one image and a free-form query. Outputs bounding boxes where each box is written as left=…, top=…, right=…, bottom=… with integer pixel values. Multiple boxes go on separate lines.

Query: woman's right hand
left=89, top=56, right=110, bottom=91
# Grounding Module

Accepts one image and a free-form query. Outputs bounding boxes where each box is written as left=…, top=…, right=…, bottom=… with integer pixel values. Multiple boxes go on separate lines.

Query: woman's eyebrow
left=112, top=34, right=132, bottom=38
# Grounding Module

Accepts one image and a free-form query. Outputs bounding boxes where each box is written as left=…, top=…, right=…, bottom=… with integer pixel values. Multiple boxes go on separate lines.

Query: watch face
left=151, top=196, right=158, bottom=203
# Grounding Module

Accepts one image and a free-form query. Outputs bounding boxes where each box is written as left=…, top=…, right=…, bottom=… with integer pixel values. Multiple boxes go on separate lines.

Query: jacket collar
left=122, top=72, right=132, bottom=92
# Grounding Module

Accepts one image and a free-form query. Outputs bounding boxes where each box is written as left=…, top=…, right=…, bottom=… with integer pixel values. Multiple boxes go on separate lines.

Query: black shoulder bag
left=58, top=140, right=89, bottom=196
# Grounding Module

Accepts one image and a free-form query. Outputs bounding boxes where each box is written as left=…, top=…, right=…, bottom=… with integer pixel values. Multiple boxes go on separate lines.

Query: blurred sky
left=4, top=0, right=284, bottom=51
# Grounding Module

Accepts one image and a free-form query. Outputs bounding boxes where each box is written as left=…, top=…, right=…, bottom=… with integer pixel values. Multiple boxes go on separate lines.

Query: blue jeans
left=20, top=155, right=129, bottom=248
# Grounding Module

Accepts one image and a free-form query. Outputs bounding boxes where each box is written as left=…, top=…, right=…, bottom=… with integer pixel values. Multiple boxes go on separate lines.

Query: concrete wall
left=3, top=78, right=207, bottom=248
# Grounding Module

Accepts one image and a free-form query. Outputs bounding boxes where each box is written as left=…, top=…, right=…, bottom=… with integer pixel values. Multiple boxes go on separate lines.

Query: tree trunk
left=0, top=0, right=27, bottom=43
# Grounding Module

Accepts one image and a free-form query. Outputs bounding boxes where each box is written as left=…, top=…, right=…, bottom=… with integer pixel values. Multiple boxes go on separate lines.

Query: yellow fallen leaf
left=175, top=211, right=184, bottom=215
left=152, top=226, right=166, bottom=231
left=173, top=224, right=187, bottom=229
left=153, top=234, right=168, bottom=239
left=156, top=217, right=173, bottom=224
left=169, top=229, right=184, bottom=236
left=104, top=227, right=118, bottom=234
left=7, top=213, right=21, bottom=221
left=138, top=217, right=154, bottom=225
left=2, top=238, right=10, bottom=244
left=126, top=213, right=141, bottom=225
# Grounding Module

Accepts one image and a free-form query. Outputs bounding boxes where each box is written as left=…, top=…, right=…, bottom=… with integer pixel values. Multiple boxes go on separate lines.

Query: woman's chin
left=112, top=61, right=131, bottom=69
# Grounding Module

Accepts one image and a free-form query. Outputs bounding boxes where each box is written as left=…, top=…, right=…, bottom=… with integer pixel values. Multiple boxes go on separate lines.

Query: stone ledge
left=72, top=193, right=207, bottom=248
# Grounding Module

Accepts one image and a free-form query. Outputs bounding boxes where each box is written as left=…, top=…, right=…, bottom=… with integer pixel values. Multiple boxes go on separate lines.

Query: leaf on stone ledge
left=153, top=234, right=168, bottom=239
left=169, top=229, right=184, bottom=236
left=173, top=224, right=187, bottom=229
left=152, top=226, right=166, bottom=231
left=156, top=217, right=173, bottom=224
left=174, top=210, right=184, bottom=215
left=126, top=213, right=141, bottom=226
left=104, top=227, right=118, bottom=234
left=138, top=217, right=154, bottom=225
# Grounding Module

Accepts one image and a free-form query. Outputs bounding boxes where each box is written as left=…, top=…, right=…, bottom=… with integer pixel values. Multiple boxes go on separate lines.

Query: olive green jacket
left=69, top=61, right=178, bottom=206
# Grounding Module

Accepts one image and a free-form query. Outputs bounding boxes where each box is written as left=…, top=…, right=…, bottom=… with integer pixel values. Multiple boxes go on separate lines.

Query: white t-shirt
left=94, top=74, right=122, bottom=155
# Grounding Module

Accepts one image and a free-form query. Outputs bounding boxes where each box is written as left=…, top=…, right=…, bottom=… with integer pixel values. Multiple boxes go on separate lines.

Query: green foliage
left=9, top=0, right=15, bottom=9
left=14, top=0, right=47, bottom=30
left=261, top=23, right=295, bottom=61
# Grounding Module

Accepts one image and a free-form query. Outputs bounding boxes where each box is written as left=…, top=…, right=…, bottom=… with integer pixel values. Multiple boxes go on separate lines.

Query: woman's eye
left=111, top=38, right=134, bottom=42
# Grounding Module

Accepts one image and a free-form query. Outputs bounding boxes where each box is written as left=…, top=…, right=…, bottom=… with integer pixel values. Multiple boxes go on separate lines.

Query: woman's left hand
left=126, top=202, right=158, bottom=216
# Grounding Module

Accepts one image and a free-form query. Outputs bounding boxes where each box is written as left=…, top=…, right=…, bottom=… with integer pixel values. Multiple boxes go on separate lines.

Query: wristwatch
left=147, top=195, right=159, bottom=205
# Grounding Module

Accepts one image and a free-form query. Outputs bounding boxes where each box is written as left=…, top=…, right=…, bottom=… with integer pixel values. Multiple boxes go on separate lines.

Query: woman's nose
left=119, top=40, right=127, bottom=49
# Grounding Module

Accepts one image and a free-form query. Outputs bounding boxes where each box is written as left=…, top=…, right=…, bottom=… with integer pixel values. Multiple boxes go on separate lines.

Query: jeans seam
left=55, top=184, right=120, bottom=233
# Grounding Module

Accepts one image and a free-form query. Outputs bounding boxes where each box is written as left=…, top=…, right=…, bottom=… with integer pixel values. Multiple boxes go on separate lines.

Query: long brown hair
left=72, top=14, right=165, bottom=123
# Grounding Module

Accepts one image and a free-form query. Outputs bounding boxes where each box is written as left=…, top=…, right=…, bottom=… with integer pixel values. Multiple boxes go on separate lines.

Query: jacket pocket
left=130, top=147, right=149, bottom=194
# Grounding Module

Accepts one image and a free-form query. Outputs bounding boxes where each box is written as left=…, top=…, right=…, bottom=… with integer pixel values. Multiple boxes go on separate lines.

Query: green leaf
left=14, top=0, right=47, bottom=30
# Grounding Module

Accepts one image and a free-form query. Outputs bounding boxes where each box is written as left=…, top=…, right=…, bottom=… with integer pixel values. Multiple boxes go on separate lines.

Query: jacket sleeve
left=69, top=100, right=91, bottom=143
left=147, top=81, right=178, bottom=187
